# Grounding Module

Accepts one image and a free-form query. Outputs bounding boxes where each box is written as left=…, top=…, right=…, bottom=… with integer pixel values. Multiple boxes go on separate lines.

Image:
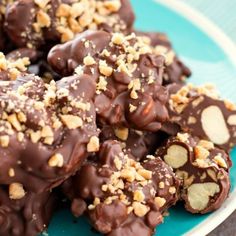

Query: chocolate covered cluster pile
left=0, top=1, right=235, bottom=236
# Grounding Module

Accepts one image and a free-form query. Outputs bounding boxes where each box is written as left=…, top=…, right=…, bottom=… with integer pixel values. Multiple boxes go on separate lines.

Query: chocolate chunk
left=168, top=84, right=236, bottom=151
left=48, top=30, right=169, bottom=131
left=0, top=73, right=98, bottom=193
left=100, top=125, right=169, bottom=161
left=63, top=140, right=180, bottom=236
left=0, top=187, right=57, bottom=236
left=136, top=31, right=191, bottom=85
left=157, top=133, right=231, bottom=214
left=4, top=0, right=135, bottom=48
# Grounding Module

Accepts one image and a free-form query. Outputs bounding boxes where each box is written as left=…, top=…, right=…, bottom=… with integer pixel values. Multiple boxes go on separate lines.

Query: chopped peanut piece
left=87, top=136, right=100, bottom=152
left=9, top=183, right=25, bottom=200
left=48, top=153, right=64, bottom=167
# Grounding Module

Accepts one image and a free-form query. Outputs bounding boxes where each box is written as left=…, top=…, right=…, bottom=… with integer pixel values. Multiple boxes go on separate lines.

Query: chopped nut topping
left=37, top=10, right=51, bottom=28
left=7, top=114, right=22, bottom=131
left=9, top=183, right=25, bottom=200
left=176, top=133, right=189, bottom=143
left=137, top=169, right=152, bottom=180
left=188, top=116, right=197, bottom=124
left=129, top=104, right=137, bottom=112
left=132, top=201, right=149, bottom=217
left=114, top=156, right=122, bottom=170
left=169, top=186, right=176, bottom=194
left=133, top=190, right=145, bottom=202
left=93, top=197, right=101, bottom=206
left=194, top=146, right=209, bottom=160
left=30, top=130, right=41, bottom=143
left=227, top=114, right=236, bottom=125
left=99, top=60, right=113, bottom=76
left=17, top=112, right=27, bottom=123
left=83, top=55, right=96, bottom=66
left=0, top=135, right=10, bottom=147
left=96, top=76, right=108, bottom=93
left=114, top=127, right=129, bottom=141
left=34, top=0, right=50, bottom=9
left=8, top=168, right=15, bottom=177
left=128, top=79, right=141, bottom=100
left=127, top=206, right=133, bottom=214
left=112, top=33, right=125, bottom=45
left=87, top=136, right=100, bottom=152
left=155, top=197, right=166, bottom=208
left=207, top=169, right=217, bottom=182
left=213, top=155, right=227, bottom=168
left=198, top=140, right=214, bottom=150
left=120, top=168, right=135, bottom=182
left=60, top=114, right=83, bottom=129
left=104, top=0, right=121, bottom=12
left=41, top=125, right=53, bottom=138
left=48, top=153, right=64, bottom=167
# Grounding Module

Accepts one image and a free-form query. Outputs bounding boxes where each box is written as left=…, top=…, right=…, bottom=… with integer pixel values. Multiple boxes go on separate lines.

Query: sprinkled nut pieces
left=156, top=133, right=231, bottom=214
left=48, top=30, right=169, bottom=131
left=0, top=73, right=98, bottom=194
left=62, top=140, right=180, bottom=235
left=4, top=0, right=135, bottom=48
left=167, top=84, right=236, bottom=151
left=0, top=0, right=236, bottom=235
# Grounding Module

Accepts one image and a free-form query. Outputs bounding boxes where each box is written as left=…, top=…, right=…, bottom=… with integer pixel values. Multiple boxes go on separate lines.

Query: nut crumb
left=87, top=136, right=100, bottom=152
left=9, top=183, right=25, bottom=200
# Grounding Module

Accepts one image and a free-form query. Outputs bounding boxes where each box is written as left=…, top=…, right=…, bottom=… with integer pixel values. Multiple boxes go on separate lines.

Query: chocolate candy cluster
left=0, top=0, right=235, bottom=236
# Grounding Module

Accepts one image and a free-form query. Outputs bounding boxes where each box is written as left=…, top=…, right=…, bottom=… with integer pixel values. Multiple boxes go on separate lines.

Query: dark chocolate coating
left=63, top=140, right=180, bottom=236
left=135, top=31, right=172, bottom=48
left=0, top=73, right=98, bottom=193
left=100, top=126, right=169, bottom=161
left=168, top=84, right=236, bottom=151
left=156, top=133, right=231, bottom=214
left=48, top=30, right=169, bottom=131
left=4, top=0, right=135, bottom=49
left=0, top=188, right=56, bottom=236
left=6, top=48, right=40, bottom=63
left=136, top=31, right=191, bottom=86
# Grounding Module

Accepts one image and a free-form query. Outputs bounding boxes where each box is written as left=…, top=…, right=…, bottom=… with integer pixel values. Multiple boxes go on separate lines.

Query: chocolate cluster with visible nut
left=63, top=140, right=179, bottom=236
left=4, top=0, right=135, bottom=49
left=48, top=30, right=169, bottom=131
left=167, top=84, right=236, bottom=150
left=136, top=31, right=191, bottom=86
left=100, top=125, right=168, bottom=161
left=157, top=132, right=231, bottom=214
left=0, top=52, right=30, bottom=80
left=0, top=72, right=99, bottom=194
left=0, top=188, right=56, bottom=236
left=6, top=48, right=61, bottom=81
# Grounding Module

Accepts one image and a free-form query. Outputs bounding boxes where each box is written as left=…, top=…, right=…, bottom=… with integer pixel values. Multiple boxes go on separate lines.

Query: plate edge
left=155, top=0, right=236, bottom=68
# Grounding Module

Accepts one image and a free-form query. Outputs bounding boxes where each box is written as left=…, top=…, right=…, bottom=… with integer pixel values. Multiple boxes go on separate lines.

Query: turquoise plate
left=41, top=0, right=236, bottom=235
